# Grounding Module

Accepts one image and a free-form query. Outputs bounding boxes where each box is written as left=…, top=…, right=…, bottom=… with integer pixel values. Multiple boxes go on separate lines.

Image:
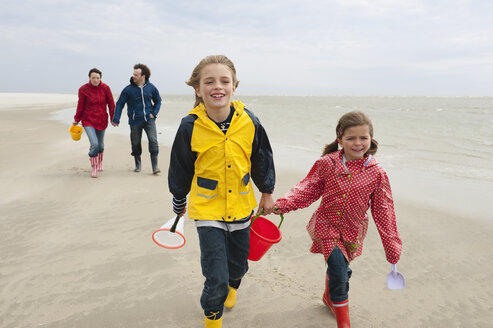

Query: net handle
left=170, top=215, right=180, bottom=233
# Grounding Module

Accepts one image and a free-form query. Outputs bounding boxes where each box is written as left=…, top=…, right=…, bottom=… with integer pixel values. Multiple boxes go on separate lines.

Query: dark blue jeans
left=197, top=226, right=250, bottom=318
left=129, top=118, right=158, bottom=156
left=327, top=246, right=352, bottom=303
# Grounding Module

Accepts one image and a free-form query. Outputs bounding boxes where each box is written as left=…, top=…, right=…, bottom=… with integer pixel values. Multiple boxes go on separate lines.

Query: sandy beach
left=1, top=93, right=492, bottom=328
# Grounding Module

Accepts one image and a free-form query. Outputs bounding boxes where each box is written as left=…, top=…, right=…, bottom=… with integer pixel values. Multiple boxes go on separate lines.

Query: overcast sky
left=1, top=0, right=492, bottom=96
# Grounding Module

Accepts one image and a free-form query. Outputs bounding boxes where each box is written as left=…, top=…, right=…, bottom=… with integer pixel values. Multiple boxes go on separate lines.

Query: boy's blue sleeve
left=249, top=114, right=275, bottom=193
left=168, top=116, right=196, bottom=199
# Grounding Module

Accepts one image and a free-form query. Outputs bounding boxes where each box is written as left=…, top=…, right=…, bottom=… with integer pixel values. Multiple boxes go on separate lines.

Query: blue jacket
left=113, top=77, right=162, bottom=125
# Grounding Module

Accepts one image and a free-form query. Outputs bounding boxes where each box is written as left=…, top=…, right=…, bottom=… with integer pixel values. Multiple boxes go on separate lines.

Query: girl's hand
left=257, top=193, right=274, bottom=215
left=72, top=122, right=79, bottom=126
left=273, top=199, right=285, bottom=215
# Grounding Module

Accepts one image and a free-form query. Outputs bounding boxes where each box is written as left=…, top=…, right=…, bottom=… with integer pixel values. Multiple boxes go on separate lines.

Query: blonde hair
left=322, top=111, right=379, bottom=156
left=186, top=55, right=240, bottom=107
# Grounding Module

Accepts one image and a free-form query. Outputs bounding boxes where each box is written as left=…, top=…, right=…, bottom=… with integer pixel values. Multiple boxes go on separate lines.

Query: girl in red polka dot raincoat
left=274, top=111, right=402, bottom=328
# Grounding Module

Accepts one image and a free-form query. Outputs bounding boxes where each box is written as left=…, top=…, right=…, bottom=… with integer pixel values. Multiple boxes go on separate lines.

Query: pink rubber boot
left=97, top=153, right=103, bottom=171
left=90, top=157, right=98, bottom=178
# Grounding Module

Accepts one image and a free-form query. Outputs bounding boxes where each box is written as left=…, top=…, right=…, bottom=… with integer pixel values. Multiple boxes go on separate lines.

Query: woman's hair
left=134, top=63, right=151, bottom=79
left=322, top=111, right=379, bottom=156
left=186, top=55, right=240, bottom=107
left=88, top=68, right=102, bottom=77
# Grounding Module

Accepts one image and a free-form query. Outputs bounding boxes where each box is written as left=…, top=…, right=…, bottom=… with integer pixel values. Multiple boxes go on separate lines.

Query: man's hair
left=134, top=63, right=151, bottom=79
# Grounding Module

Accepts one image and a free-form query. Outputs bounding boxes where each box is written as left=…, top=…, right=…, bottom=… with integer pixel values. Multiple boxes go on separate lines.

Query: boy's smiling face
left=196, top=63, right=236, bottom=113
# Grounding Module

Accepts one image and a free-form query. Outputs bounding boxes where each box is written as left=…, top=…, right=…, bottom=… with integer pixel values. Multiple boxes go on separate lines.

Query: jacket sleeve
left=113, top=88, right=128, bottom=124
left=168, top=116, right=197, bottom=199
left=74, top=87, right=86, bottom=123
left=274, top=157, right=327, bottom=214
left=151, top=86, right=162, bottom=117
left=370, top=169, right=402, bottom=264
left=249, top=113, right=275, bottom=193
left=105, top=85, right=115, bottom=122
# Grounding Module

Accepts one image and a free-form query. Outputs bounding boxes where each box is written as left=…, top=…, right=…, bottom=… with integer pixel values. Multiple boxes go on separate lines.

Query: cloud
left=1, top=0, right=492, bottom=95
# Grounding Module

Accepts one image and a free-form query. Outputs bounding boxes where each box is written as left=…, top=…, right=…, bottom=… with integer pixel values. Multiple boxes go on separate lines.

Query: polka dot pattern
left=275, top=150, right=402, bottom=264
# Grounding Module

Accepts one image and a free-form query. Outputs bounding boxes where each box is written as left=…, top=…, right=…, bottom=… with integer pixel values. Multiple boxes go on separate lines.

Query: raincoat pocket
left=344, top=241, right=360, bottom=253
left=239, top=173, right=250, bottom=195
left=196, top=177, right=218, bottom=199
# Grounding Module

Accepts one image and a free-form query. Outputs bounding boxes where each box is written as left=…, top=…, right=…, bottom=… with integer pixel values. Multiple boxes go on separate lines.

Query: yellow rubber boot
left=204, top=315, right=222, bottom=328
left=224, top=286, right=237, bottom=309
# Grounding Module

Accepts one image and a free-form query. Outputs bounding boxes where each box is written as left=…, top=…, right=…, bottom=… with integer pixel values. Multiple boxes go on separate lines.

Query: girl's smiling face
left=339, top=124, right=371, bottom=161
left=196, top=63, right=235, bottom=112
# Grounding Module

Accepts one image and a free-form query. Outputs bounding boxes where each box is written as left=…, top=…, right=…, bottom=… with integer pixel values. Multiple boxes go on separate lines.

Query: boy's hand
left=178, top=207, right=187, bottom=217
left=257, top=193, right=274, bottom=215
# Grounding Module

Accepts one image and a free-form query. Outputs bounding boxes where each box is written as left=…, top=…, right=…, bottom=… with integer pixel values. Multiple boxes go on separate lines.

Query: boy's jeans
left=129, top=118, right=159, bottom=156
left=83, top=126, right=105, bottom=157
left=197, top=225, right=250, bottom=318
left=327, top=246, right=353, bottom=303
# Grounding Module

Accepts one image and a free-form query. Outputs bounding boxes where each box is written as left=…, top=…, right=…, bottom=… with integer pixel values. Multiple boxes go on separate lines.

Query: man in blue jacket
left=112, top=63, right=162, bottom=174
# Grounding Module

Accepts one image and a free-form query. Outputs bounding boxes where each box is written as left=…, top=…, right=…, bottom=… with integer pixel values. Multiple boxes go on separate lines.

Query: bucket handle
left=250, top=210, right=284, bottom=229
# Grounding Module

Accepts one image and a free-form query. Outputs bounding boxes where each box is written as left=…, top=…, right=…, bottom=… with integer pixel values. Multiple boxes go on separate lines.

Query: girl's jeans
left=197, top=225, right=250, bottom=319
left=327, top=246, right=353, bottom=303
left=83, top=126, right=105, bottom=158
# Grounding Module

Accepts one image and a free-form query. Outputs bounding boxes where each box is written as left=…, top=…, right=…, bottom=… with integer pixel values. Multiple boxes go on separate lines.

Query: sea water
left=53, top=95, right=493, bottom=222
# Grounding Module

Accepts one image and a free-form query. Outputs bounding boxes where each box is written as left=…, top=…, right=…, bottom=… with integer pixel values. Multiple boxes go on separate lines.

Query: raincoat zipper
left=338, top=154, right=373, bottom=252
left=140, top=85, right=147, bottom=122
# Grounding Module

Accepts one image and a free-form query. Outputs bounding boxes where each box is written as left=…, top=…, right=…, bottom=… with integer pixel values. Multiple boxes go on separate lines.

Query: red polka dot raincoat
left=275, top=150, right=402, bottom=264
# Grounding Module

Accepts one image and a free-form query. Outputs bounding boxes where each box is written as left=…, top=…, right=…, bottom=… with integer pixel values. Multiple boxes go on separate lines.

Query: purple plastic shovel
left=387, top=264, right=405, bottom=290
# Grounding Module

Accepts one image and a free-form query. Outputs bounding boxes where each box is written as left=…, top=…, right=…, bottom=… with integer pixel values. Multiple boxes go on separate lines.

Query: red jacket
left=74, top=82, right=115, bottom=130
left=275, top=150, right=402, bottom=264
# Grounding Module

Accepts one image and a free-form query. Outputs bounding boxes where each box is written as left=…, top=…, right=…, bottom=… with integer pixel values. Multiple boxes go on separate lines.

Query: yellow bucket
left=69, top=125, right=83, bottom=141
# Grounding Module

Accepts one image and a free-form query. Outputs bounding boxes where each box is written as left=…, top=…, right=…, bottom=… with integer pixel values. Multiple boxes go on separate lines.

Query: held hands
left=257, top=193, right=274, bottom=215
left=273, top=207, right=283, bottom=215
left=111, top=121, right=119, bottom=127
left=260, top=196, right=286, bottom=232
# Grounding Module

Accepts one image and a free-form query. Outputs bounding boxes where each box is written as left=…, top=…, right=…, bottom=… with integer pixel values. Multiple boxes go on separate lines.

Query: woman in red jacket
left=73, top=68, right=115, bottom=178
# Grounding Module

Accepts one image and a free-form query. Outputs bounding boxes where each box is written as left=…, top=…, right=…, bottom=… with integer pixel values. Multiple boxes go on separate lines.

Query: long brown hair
left=322, top=111, right=379, bottom=156
left=186, top=55, right=240, bottom=107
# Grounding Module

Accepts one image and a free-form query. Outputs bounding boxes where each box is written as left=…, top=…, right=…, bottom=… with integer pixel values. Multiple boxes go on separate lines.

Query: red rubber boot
left=322, top=274, right=335, bottom=315
left=333, top=299, right=351, bottom=328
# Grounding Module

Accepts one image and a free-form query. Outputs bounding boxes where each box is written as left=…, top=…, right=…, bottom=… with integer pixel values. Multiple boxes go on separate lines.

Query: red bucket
left=248, top=214, right=283, bottom=261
